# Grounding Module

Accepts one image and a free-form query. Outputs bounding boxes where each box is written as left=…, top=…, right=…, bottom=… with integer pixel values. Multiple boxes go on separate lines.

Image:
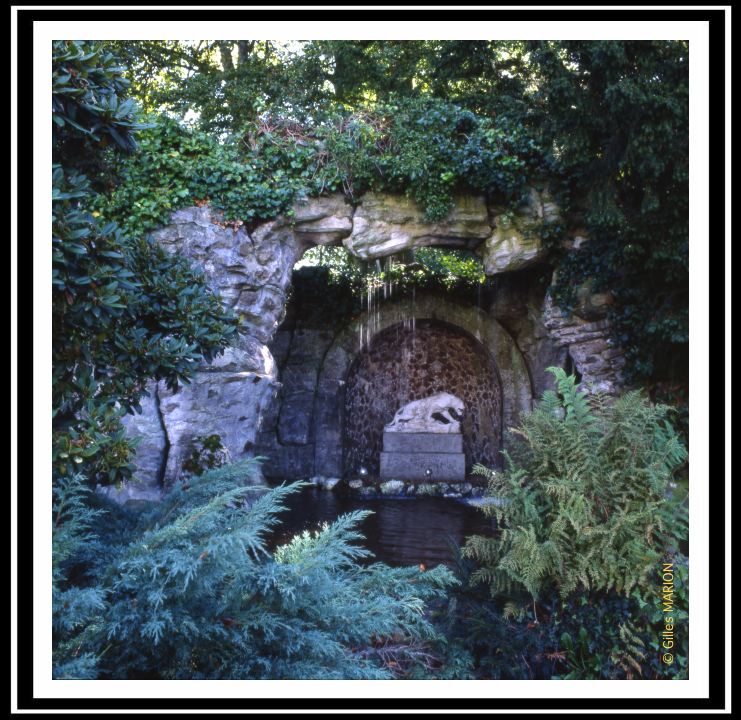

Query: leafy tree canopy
left=105, top=39, right=688, bottom=388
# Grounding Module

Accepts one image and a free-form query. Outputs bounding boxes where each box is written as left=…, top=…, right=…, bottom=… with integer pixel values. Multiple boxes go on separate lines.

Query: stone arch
left=313, top=293, right=533, bottom=478
left=122, top=189, right=625, bottom=495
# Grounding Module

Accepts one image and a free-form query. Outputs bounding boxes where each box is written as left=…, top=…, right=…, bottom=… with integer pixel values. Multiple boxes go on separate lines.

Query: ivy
left=97, top=98, right=543, bottom=237
left=530, top=41, right=689, bottom=387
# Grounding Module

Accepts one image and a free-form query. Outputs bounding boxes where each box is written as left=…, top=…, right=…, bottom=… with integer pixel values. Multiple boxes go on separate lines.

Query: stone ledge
left=382, top=431, right=463, bottom=454
left=380, top=451, right=466, bottom=482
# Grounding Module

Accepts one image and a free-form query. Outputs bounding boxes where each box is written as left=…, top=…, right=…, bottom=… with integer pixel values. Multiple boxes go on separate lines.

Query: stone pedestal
left=379, top=432, right=465, bottom=482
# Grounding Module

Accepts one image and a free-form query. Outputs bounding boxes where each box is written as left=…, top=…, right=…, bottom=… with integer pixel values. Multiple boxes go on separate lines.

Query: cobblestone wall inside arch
left=343, top=320, right=502, bottom=476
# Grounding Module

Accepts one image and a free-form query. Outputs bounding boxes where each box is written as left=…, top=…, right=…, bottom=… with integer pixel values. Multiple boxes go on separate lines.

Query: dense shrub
left=532, top=41, right=689, bottom=386
left=438, top=569, right=689, bottom=680
left=464, top=368, right=688, bottom=602
left=52, top=39, right=243, bottom=680
left=53, top=462, right=457, bottom=679
left=97, top=97, right=542, bottom=239
left=52, top=41, right=238, bottom=487
left=458, top=369, right=689, bottom=678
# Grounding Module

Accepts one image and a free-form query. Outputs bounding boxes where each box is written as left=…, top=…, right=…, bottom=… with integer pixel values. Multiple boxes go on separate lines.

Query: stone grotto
left=104, top=188, right=626, bottom=502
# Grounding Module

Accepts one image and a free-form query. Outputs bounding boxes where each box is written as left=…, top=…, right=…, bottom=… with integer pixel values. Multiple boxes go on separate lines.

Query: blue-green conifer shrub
left=53, top=461, right=456, bottom=679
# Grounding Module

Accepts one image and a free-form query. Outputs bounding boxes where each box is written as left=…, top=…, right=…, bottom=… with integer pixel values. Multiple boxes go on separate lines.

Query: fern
left=463, top=368, right=688, bottom=603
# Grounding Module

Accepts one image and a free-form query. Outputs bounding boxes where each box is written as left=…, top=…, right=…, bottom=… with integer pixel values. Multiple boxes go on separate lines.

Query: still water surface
left=268, top=485, right=495, bottom=567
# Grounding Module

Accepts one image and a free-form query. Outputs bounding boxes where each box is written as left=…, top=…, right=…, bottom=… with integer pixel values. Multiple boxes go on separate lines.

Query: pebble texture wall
left=343, top=321, right=502, bottom=475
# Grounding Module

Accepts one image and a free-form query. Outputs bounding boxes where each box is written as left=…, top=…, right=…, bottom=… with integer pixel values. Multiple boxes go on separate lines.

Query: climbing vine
left=97, top=98, right=543, bottom=238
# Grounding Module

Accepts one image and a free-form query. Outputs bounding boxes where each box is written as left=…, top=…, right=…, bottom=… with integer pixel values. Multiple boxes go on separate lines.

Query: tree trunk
left=218, top=42, right=234, bottom=72
left=237, top=41, right=255, bottom=67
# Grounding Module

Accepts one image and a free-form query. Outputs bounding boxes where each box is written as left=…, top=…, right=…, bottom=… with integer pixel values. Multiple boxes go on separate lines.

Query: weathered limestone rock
left=254, top=325, right=338, bottom=478
left=310, top=475, right=340, bottom=490
left=572, top=280, right=615, bottom=322
left=379, top=479, right=405, bottom=495
left=158, top=345, right=280, bottom=486
left=480, top=225, right=543, bottom=274
left=480, top=187, right=558, bottom=275
left=542, top=292, right=624, bottom=395
left=344, top=193, right=490, bottom=260
left=154, top=206, right=300, bottom=345
left=123, top=205, right=301, bottom=488
left=122, top=189, right=623, bottom=494
left=385, top=393, right=465, bottom=434
left=96, top=481, right=163, bottom=504
left=120, top=387, right=167, bottom=494
left=290, top=194, right=353, bottom=247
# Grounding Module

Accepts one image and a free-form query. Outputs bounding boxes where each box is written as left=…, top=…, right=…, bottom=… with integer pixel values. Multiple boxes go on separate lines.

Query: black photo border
left=14, top=1, right=728, bottom=712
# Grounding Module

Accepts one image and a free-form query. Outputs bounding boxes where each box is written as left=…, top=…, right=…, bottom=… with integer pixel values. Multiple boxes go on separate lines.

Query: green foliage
left=548, top=563, right=689, bottom=680
left=53, top=462, right=457, bottom=679
left=181, top=434, right=229, bottom=477
left=111, top=40, right=535, bottom=133
left=96, top=113, right=320, bottom=237
left=442, top=524, right=688, bottom=679
left=108, top=40, right=689, bottom=386
left=296, top=246, right=487, bottom=304
left=463, top=368, right=688, bottom=602
left=530, top=41, right=688, bottom=385
left=315, top=98, right=540, bottom=220
left=97, top=98, right=541, bottom=238
left=413, top=248, right=486, bottom=286
left=53, top=40, right=148, bottom=182
left=52, top=41, right=238, bottom=486
left=52, top=472, right=107, bottom=678
left=52, top=166, right=238, bottom=485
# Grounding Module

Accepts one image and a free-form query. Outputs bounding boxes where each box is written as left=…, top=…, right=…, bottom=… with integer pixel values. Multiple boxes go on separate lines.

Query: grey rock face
left=379, top=479, right=405, bottom=495
left=126, top=205, right=299, bottom=489
left=120, top=386, right=168, bottom=493
left=344, top=193, right=490, bottom=260
left=290, top=194, right=354, bottom=247
left=123, top=190, right=623, bottom=495
left=158, top=364, right=278, bottom=486
left=479, top=187, right=558, bottom=275
left=479, top=225, right=544, bottom=274
left=96, top=482, right=162, bottom=504
left=542, top=292, right=625, bottom=395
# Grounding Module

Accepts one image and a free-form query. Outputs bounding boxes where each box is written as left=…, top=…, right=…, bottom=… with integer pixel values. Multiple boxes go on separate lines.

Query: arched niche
left=313, top=294, right=534, bottom=478
left=344, top=319, right=502, bottom=475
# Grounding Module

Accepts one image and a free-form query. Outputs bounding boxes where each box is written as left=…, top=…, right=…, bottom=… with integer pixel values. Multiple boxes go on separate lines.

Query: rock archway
left=113, top=189, right=623, bottom=500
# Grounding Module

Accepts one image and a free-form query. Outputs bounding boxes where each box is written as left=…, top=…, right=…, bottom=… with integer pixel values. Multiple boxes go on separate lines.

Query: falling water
left=476, top=280, right=483, bottom=341
left=411, top=286, right=416, bottom=349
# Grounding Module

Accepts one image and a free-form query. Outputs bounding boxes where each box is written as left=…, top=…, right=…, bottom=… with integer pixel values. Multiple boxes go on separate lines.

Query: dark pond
left=267, top=485, right=496, bottom=567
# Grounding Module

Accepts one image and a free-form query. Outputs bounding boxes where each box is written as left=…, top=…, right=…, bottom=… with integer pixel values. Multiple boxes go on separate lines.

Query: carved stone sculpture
left=384, top=392, right=465, bottom=434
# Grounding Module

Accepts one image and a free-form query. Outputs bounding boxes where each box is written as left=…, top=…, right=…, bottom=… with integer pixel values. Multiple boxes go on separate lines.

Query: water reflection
left=267, top=486, right=495, bottom=567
